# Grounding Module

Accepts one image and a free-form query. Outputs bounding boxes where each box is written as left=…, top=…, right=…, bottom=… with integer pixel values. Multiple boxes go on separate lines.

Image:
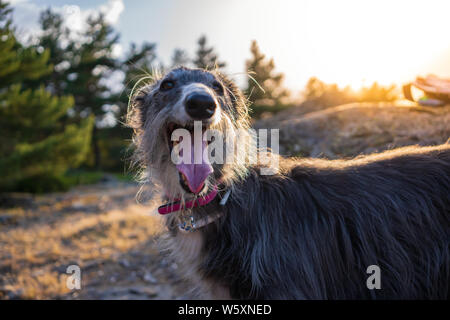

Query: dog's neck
left=158, top=185, right=231, bottom=232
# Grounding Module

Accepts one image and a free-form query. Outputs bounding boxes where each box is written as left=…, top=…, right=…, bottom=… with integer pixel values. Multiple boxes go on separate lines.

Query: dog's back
left=202, top=144, right=450, bottom=299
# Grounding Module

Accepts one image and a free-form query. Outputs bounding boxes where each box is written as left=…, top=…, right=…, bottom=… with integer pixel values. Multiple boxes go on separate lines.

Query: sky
left=8, top=0, right=450, bottom=93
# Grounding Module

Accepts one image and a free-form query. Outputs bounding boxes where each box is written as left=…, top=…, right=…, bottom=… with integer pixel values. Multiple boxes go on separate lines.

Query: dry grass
left=0, top=183, right=167, bottom=299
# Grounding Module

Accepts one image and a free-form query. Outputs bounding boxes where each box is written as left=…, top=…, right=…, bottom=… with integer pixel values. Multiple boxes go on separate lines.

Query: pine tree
left=122, top=42, right=158, bottom=93
left=193, top=35, right=226, bottom=70
left=359, top=82, right=397, bottom=102
left=171, top=48, right=190, bottom=68
left=245, top=40, right=289, bottom=106
left=92, top=42, right=160, bottom=172
left=116, top=41, right=158, bottom=126
left=36, top=8, right=73, bottom=96
left=63, top=13, right=120, bottom=169
left=0, top=1, right=93, bottom=192
left=303, top=77, right=353, bottom=108
left=36, top=10, right=157, bottom=172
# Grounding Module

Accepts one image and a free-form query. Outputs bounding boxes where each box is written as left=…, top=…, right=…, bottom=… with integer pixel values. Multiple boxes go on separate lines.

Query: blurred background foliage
left=0, top=0, right=399, bottom=193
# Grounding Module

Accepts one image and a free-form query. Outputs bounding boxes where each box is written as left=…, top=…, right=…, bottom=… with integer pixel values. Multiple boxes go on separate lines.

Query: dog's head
left=128, top=67, right=251, bottom=201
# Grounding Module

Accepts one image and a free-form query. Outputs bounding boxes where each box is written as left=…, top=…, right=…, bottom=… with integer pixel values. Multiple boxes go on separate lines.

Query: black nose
left=185, top=93, right=216, bottom=120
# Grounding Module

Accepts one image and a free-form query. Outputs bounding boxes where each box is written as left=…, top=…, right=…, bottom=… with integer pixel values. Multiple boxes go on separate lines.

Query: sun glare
left=233, top=0, right=450, bottom=91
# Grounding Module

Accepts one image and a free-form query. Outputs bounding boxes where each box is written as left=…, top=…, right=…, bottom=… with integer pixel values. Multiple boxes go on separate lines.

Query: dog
left=127, top=67, right=450, bottom=299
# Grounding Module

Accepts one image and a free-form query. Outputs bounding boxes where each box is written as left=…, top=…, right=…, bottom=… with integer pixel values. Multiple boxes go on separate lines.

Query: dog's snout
left=185, top=93, right=216, bottom=120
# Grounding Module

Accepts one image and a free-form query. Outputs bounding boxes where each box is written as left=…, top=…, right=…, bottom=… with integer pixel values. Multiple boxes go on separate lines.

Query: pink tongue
left=176, top=138, right=213, bottom=194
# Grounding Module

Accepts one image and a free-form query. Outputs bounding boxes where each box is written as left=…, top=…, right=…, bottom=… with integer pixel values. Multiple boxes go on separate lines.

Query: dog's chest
left=167, top=228, right=230, bottom=299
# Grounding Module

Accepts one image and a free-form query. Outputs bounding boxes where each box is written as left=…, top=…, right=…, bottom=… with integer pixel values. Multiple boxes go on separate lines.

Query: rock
left=255, top=103, right=450, bottom=159
left=142, top=272, right=158, bottom=284
left=71, top=201, right=85, bottom=209
left=119, top=259, right=130, bottom=268
left=128, top=286, right=158, bottom=297
left=101, top=286, right=158, bottom=299
left=160, top=258, right=169, bottom=268
left=0, top=214, right=16, bottom=225
left=4, top=289, right=24, bottom=299
left=82, top=260, right=102, bottom=271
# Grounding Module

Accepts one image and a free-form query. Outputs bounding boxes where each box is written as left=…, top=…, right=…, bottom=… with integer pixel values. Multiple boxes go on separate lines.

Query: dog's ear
left=216, top=73, right=250, bottom=126
left=127, top=89, right=148, bottom=131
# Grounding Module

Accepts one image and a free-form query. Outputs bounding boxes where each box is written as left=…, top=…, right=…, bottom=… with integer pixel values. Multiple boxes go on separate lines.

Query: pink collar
left=157, top=185, right=219, bottom=215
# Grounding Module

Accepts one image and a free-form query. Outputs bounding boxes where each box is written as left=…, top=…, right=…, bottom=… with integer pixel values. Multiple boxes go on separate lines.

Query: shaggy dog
left=128, top=67, right=449, bottom=299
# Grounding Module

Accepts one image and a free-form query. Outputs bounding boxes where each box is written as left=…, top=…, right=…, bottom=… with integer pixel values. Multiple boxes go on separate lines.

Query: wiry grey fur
left=128, top=67, right=450, bottom=299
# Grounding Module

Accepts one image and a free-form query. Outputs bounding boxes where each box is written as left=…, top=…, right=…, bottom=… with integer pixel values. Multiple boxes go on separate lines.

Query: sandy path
left=0, top=180, right=193, bottom=299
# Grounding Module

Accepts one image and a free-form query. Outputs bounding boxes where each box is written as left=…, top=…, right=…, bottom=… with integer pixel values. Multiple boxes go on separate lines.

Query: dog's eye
left=212, top=81, right=224, bottom=95
left=160, top=80, right=175, bottom=91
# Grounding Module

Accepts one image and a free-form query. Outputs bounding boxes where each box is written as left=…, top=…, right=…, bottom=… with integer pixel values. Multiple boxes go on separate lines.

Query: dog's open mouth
left=167, top=122, right=213, bottom=194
